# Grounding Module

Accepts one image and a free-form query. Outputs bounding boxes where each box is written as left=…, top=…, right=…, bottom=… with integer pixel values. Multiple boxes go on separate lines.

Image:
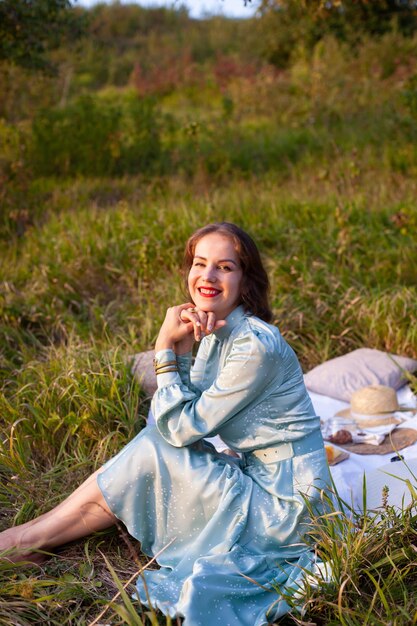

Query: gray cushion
left=304, top=348, right=417, bottom=401
left=131, top=350, right=157, bottom=396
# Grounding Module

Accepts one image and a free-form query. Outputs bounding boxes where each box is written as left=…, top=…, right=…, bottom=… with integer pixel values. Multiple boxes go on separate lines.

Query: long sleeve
left=152, top=329, right=279, bottom=447
left=176, top=352, right=203, bottom=396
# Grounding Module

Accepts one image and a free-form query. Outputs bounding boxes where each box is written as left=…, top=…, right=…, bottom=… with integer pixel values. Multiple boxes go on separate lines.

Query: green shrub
left=0, top=118, right=34, bottom=237
left=31, top=92, right=161, bottom=176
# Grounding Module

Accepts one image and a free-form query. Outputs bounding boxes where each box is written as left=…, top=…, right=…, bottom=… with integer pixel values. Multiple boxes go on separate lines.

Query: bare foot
left=1, top=549, right=48, bottom=565
left=0, top=469, right=115, bottom=566
left=0, top=525, right=48, bottom=564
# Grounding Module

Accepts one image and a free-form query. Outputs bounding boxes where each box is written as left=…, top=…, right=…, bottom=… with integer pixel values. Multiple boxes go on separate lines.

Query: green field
left=1, top=3, right=417, bottom=624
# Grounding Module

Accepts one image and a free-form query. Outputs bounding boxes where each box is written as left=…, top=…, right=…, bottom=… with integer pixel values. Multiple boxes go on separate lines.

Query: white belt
left=252, top=442, right=294, bottom=463
left=250, top=430, right=324, bottom=464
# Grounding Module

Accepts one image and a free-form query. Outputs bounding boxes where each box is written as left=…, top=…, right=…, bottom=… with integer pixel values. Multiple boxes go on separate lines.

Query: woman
left=0, top=223, right=330, bottom=625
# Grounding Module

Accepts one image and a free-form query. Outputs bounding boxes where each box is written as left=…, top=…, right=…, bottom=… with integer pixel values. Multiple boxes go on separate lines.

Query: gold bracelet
left=153, top=358, right=177, bottom=373
left=155, top=367, right=178, bottom=376
left=155, top=360, right=177, bottom=369
left=155, top=366, right=178, bottom=375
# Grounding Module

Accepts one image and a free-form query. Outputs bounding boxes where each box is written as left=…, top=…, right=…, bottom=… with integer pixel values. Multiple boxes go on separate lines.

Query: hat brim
left=335, top=408, right=401, bottom=427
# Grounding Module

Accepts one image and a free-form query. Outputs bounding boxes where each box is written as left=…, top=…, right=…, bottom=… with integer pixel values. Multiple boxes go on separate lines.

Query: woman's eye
left=219, top=265, right=231, bottom=272
left=193, top=262, right=204, bottom=267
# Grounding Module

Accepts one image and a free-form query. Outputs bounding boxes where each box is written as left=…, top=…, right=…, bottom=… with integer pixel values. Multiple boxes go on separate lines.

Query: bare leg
left=0, top=468, right=116, bottom=561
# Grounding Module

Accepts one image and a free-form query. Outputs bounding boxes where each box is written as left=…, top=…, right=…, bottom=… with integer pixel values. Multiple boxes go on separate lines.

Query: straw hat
left=336, top=384, right=408, bottom=427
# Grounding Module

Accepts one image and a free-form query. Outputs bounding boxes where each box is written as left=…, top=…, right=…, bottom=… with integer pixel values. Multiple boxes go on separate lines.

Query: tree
left=257, top=0, right=417, bottom=67
left=0, top=0, right=85, bottom=71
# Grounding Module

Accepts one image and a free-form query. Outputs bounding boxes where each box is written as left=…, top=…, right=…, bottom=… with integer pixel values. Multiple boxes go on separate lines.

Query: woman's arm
left=152, top=303, right=228, bottom=406
left=153, top=329, right=279, bottom=447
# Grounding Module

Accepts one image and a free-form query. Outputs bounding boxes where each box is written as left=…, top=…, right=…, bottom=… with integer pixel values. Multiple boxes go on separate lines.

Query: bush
left=0, top=118, right=34, bottom=237
left=31, top=92, right=161, bottom=176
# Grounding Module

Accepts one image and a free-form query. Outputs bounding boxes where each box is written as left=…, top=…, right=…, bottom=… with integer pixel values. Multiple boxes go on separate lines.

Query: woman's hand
left=179, top=308, right=221, bottom=342
left=155, top=304, right=226, bottom=355
left=155, top=303, right=195, bottom=354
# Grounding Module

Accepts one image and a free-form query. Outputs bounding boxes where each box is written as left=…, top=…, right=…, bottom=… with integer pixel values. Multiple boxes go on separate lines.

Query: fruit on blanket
left=325, top=444, right=343, bottom=463
left=328, top=429, right=353, bottom=445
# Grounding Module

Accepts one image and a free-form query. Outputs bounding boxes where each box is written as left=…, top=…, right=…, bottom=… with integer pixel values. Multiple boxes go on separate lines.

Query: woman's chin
left=199, top=303, right=216, bottom=311
left=194, top=300, right=218, bottom=312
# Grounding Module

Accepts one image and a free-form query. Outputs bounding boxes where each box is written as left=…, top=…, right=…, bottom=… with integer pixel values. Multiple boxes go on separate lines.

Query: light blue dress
left=98, top=305, right=330, bottom=625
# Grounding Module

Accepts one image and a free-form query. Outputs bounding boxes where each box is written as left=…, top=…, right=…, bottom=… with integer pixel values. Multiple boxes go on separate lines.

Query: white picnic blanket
left=309, top=385, right=417, bottom=510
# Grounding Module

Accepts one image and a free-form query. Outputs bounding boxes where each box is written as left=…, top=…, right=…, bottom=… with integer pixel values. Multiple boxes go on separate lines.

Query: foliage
left=0, top=5, right=259, bottom=120
left=72, top=4, right=256, bottom=92
left=0, top=118, right=33, bottom=237
left=0, top=31, right=413, bottom=182
left=257, top=0, right=417, bottom=67
left=0, top=0, right=85, bottom=72
left=31, top=92, right=162, bottom=176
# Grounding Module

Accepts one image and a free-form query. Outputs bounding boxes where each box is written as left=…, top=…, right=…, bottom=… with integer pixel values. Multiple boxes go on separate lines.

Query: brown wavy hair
left=182, top=222, right=272, bottom=323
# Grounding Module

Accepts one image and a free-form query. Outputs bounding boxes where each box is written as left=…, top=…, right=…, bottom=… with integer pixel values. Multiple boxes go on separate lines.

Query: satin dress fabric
left=97, top=305, right=330, bottom=625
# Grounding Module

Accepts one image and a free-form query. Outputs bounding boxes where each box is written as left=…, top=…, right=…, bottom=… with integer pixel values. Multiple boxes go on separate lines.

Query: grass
left=1, top=172, right=416, bottom=624
left=288, top=482, right=417, bottom=626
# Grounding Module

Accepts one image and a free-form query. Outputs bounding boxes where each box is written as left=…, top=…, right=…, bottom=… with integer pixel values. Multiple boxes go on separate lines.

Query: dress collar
left=213, top=305, right=247, bottom=341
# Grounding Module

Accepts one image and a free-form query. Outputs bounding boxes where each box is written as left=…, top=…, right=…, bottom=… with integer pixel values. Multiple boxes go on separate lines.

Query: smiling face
left=187, top=233, right=243, bottom=320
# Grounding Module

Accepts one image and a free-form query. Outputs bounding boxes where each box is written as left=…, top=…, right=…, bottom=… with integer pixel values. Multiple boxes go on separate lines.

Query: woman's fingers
left=179, top=307, right=202, bottom=341
left=206, top=311, right=216, bottom=333
left=179, top=307, right=221, bottom=340
left=158, top=304, right=227, bottom=354
left=192, top=310, right=205, bottom=342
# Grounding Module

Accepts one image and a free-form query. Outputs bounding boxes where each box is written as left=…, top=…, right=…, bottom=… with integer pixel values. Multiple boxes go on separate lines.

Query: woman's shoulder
left=237, top=315, right=302, bottom=381
left=244, top=313, right=280, bottom=336
left=213, top=305, right=289, bottom=360
left=230, top=312, right=283, bottom=357
left=235, top=310, right=280, bottom=337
